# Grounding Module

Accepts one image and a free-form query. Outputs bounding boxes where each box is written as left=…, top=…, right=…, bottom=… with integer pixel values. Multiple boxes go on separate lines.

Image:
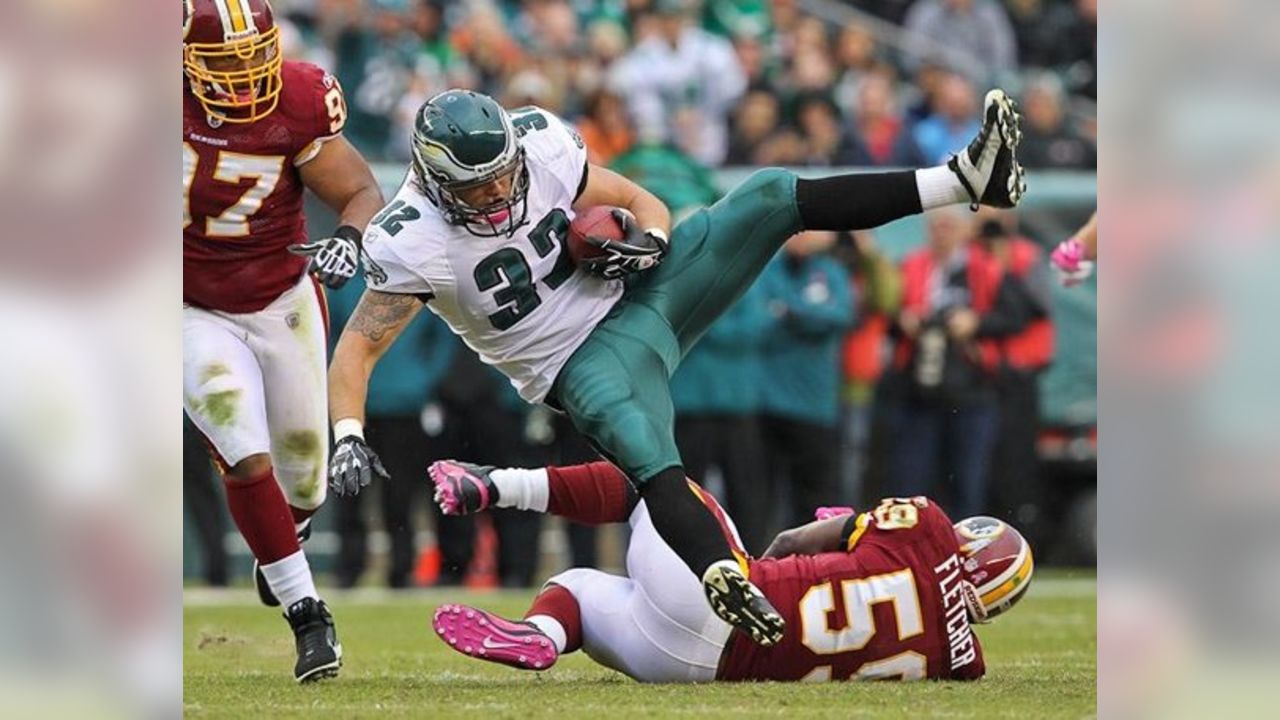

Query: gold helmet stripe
left=211, top=0, right=256, bottom=36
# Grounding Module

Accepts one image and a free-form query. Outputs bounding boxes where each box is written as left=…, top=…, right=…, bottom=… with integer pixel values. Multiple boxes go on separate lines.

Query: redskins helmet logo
left=183, top=0, right=195, bottom=40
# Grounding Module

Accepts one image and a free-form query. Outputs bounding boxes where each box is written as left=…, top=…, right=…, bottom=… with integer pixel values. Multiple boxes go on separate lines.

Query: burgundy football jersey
left=183, top=61, right=347, bottom=313
left=717, top=498, right=985, bottom=682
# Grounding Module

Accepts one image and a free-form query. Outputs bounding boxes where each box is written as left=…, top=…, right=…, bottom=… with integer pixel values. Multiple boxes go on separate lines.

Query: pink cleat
left=432, top=603, right=559, bottom=671
left=429, top=460, right=498, bottom=515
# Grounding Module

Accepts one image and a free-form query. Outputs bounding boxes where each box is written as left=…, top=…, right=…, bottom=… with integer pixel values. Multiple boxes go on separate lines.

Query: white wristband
left=333, top=418, right=365, bottom=441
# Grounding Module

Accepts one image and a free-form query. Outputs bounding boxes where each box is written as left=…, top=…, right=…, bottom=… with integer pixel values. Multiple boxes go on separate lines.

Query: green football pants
left=552, top=168, right=803, bottom=483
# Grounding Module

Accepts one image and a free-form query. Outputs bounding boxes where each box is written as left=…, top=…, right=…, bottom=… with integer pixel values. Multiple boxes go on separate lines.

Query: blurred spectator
left=903, top=0, right=1018, bottom=82
left=326, top=274, right=457, bottom=588
left=608, top=139, right=721, bottom=222
left=887, top=207, right=1043, bottom=517
left=387, top=0, right=468, bottom=161
left=730, top=29, right=775, bottom=90
left=832, top=23, right=881, bottom=113
left=912, top=72, right=980, bottom=164
left=1019, top=73, right=1096, bottom=169
left=759, top=231, right=855, bottom=530
left=702, top=0, right=772, bottom=38
left=578, top=89, right=635, bottom=166
left=183, top=417, right=227, bottom=587
left=449, top=1, right=525, bottom=97
left=609, top=0, right=746, bottom=165
left=1056, top=0, right=1097, bottom=99
left=794, top=95, right=843, bottom=166
left=726, top=89, right=784, bottom=166
left=836, top=73, right=927, bottom=167
left=974, top=212, right=1055, bottom=548
left=835, top=231, right=902, bottom=506
left=785, top=47, right=838, bottom=118
left=332, top=0, right=437, bottom=158
left=902, top=60, right=950, bottom=126
left=514, top=0, right=582, bottom=57
left=672, top=284, right=773, bottom=554
left=501, top=68, right=565, bottom=114
left=1004, top=0, right=1087, bottom=69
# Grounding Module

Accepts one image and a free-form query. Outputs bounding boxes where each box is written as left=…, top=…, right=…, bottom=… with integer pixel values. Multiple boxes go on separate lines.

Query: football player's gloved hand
left=1050, top=238, right=1095, bottom=287
left=814, top=506, right=855, bottom=521
left=289, top=225, right=363, bottom=289
left=328, top=431, right=389, bottom=498
left=582, top=209, right=669, bottom=280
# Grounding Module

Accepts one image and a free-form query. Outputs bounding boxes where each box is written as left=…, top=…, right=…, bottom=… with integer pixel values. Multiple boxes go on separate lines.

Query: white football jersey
left=361, top=107, right=623, bottom=403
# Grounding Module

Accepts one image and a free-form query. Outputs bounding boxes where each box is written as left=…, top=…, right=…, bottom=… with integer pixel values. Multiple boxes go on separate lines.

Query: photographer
left=885, top=207, right=1032, bottom=517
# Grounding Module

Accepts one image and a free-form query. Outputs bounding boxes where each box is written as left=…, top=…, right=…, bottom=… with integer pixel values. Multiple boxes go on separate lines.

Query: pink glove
left=1051, top=238, right=1095, bottom=287
left=814, top=506, right=855, bottom=521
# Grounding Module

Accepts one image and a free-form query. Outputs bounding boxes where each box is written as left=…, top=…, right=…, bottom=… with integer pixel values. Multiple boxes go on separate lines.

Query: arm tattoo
left=348, top=290, right=421, bottom=343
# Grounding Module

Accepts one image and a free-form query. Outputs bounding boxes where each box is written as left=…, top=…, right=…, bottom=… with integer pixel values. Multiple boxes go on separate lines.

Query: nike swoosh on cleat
left=482, top=637, right=524, bottom=650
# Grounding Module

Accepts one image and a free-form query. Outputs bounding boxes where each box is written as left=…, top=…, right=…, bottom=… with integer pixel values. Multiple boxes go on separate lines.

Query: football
left=567, top=206, right=626, bottom=265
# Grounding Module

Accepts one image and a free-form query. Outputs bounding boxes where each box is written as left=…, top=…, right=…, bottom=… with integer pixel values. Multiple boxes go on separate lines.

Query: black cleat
left=285, top=597, right=342, bottom=683
left=703, top=561, right=785, bottom=647
left=255, top=521, right=312, bottom=607
left=948, top=88, right=1027, bottom=210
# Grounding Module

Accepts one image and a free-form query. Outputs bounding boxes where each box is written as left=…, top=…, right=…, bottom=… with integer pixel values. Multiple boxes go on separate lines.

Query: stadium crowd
left=185, top=0, right=1096, bottom=588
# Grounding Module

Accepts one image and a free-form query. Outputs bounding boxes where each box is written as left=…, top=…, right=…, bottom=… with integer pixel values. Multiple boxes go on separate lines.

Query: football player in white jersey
left=327, top=88, right=1027, bottom=648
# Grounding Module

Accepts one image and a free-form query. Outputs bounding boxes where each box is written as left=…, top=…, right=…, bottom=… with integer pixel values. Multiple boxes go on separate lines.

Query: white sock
left=489, top=468, right=550, bottom=512
left=260, top=549, right=318, bottom=609
left=525, top=614, right=567, bottom=653
left=915, top=165, right=971, bottom=210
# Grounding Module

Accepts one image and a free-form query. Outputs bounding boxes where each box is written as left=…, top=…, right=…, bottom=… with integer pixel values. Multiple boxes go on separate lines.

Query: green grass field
left=184, top=571, right=1095, bottom=719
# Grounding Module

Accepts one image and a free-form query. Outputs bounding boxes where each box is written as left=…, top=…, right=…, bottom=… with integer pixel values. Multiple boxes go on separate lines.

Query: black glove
left=328, top=434, right=390, bottom=497
left=581, top=209, right=669, bottom=280
left=289, top=225, right=362, bottom=289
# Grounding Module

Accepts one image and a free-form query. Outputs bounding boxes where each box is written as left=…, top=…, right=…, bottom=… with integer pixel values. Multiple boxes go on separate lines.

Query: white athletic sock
left=915, top=165, right=971, bottom=210
left=489, top=467, right=550, bottom=512
left=260, top=549, right=319, bottom=609
left=525, top=614, right=568, bottom=653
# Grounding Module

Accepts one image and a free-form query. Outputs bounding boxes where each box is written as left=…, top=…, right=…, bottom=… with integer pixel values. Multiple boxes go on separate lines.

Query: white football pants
left=182, top=274, right=329, bottom=510
left=545, top=500, right=739, bottom=682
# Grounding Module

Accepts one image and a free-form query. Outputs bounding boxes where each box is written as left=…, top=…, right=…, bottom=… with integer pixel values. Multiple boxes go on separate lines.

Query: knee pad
left=742, top=167, right=797, bottom=202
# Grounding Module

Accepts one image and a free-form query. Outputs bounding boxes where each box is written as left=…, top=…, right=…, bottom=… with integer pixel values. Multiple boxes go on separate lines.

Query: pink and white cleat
left=429, top=460, right=499, bottom=515
left=432, top=603, right=559, bottom=671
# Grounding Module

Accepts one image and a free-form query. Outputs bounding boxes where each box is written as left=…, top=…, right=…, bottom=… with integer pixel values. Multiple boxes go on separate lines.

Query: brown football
left=567, top=206, right=625, bottom=265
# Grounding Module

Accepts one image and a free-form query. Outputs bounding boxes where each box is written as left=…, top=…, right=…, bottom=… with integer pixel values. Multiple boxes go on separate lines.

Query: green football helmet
left=410, top=89, right=530, bottom=237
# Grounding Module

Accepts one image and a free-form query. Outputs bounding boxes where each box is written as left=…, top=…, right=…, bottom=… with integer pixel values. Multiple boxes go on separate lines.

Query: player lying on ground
left=327, top=87, right=1025, bottom=648
left=182, top=0, right=384, bottom=682
left=427, top=460, right=1033, bottom=682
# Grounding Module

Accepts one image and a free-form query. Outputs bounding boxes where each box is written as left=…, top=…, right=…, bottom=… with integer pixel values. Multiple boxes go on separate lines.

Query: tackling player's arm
left=291, top=136, right=385, bottom=288
left=326, top=289, right=425, bottom=496
left=761, top=515, right=852, bottom=559
left=572, top=164, right=672, bottom=278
